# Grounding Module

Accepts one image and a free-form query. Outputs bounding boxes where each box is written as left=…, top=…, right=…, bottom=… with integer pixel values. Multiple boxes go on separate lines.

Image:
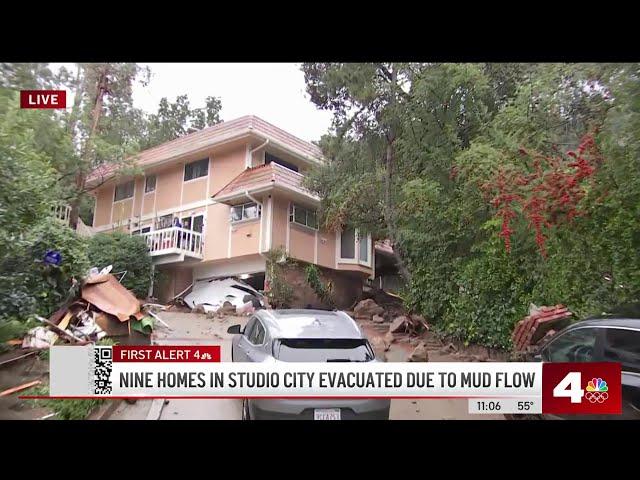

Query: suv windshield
left=273, top=338, right=375, bottom=362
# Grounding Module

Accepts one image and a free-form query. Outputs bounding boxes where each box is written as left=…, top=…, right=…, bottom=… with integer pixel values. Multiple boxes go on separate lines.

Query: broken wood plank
left=147, top=310, right=171, bottom=329
left=35, top=315, right=84, bottom=343
left=0, top=380, right=42, bottom=397
left=0, top=350, right=38, bottom=367
left=50, top=311, right=74, bottom=346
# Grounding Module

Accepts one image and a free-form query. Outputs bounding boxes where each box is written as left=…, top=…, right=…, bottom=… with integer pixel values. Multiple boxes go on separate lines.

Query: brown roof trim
left=87, top=115, right=325, bottom=187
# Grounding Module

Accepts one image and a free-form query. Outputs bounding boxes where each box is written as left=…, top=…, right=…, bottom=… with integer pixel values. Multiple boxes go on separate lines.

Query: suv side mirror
left=227, top=324, right=241, bottom=334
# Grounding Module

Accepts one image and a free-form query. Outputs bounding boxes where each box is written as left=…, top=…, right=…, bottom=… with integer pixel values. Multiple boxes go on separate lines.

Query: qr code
left=94, top=346, right=113, bottom=395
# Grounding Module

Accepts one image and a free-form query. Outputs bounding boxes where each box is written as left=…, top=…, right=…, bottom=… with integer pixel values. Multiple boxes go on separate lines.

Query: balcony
left=141, top=227, right=204, bottom=264
left=52, top=204, right=71, bottom=224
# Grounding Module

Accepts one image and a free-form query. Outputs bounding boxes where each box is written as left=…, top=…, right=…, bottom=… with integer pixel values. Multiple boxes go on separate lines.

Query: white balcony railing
left=141, top=227, right=203, bottom=259
left=53, top=204, right=71, bottom=224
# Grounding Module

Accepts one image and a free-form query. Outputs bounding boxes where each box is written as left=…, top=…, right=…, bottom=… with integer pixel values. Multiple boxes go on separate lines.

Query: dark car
left=530, top=317, right=640, bottom=420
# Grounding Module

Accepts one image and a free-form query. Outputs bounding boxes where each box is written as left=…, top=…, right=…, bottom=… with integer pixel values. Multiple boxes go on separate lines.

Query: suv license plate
left=314, top=408, right=341, bottom=420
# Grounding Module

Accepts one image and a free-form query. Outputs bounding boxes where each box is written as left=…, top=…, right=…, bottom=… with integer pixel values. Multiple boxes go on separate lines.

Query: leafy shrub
left=87, top=232, right=152, bottom=298
left=304, top=264, right=335, bottom=308
left=0, top=218, right=89, bottom=321
left=265, top=248, right=294, bottom=308
left=26, top=384, right=104, bottom=420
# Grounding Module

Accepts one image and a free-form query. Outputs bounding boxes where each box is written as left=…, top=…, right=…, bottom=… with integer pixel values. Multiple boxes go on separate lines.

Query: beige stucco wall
left=182, top=176, right=208, bottom=205
left=204, top=203, right=230, bottom=260
left=230, top=220, right=260, bottom=257
left=155, top=164, right=183, bottom=212
left=268, top=194, right=336, bottom=269
left=316, top=230, right=336, bottom=269
left=271, top=196, right=288, bottom=251
left=94, top=185, right=114, bottom=227
left=132, top=178, right=144, bottom=216
left=210, top=144, right=246, bottom=192
left=142, top=192, right=155, bottom=215
left=203, top=144, right=248, bottom=261
left=288, top=222, right=315, bottom=263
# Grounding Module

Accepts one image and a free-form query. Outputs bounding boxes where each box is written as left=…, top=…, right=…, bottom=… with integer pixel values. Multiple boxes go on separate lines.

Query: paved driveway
left=108, top=311, right=502, bottom=420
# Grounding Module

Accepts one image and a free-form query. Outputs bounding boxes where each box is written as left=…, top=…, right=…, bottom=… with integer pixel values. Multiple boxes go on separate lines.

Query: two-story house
left=87, top=115, right=374, bottom=307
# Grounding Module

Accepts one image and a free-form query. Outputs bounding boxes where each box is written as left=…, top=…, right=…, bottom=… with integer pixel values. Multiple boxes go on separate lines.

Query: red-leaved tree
left=483, top=134, right=603, bottom=256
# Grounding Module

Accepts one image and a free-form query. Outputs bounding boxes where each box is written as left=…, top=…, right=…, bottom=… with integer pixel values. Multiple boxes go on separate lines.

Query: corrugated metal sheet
left=81, top=274, right=143, bottom=322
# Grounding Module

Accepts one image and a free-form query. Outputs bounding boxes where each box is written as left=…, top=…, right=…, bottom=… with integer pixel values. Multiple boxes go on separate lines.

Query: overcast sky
left=141, top=63, right=332, bottom=142
left=53, top=63, right=334, bottom=143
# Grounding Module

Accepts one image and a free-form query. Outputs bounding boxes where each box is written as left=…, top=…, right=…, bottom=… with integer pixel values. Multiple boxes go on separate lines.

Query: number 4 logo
left=553, top=371, right=584, bottom=403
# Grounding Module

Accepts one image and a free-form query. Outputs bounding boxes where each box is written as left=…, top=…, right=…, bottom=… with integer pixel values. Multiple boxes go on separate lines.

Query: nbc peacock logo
left=585, top=377, right=609, bottom=404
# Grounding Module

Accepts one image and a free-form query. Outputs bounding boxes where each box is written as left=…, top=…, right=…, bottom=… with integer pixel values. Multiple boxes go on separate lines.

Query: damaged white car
left=183, top=278, right=265, bottom=314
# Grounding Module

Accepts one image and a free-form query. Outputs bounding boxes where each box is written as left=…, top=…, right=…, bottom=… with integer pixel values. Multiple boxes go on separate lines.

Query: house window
left=230, top=202, right=261, bottom=222
left=340, top=227, right=356, bottom=259
left=192, top=215, right=204, bottom=233
left=358, top=232, right=369, bottom=263
left=289, top=203, right=318, bottom=229
left=132, top=227, right=151, bottom=236
left=184, top=158, right=209, bottom=181
left=114, top=180, right=134, bottom=202
left=155, top=214, right=173, bottom=230
left=339, top=227, right=371, bottom=265
left=145, top=175, right=156, bottom=193
left=180, top=214, right=204, bottom=233
left=265, top=152, right=298, bottom=172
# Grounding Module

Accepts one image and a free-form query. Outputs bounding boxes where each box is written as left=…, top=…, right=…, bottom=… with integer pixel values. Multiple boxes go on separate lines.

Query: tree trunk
left=381, top=65, right=412, bottom=284
left=69, top=67, right=108, bottom=229
left=383, top=142, right=412, bottom=283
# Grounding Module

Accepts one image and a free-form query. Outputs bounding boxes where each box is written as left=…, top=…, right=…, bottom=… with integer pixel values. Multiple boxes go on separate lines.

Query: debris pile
left=183, top=278, right=265, bottom=316
left=406, top=341, right=429, bottom=362
left=360, top=286, right=406, bottom=320
left=353, top=294, right=430, bottom=340
left=353, top=298, right=384, bottom=320
left=512, top=304, right=573, bottom=352
left=20, top=271, right=157, bottom=349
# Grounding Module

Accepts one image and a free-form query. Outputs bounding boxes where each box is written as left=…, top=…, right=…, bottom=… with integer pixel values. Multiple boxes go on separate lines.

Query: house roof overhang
left=86, top=115, right=325, bottom=189
left=211, top=162, right=320, bottom=207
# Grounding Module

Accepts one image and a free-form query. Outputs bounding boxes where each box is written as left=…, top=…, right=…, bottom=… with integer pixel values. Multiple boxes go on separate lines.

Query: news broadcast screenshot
left=0, top=62, right=638, bottom=422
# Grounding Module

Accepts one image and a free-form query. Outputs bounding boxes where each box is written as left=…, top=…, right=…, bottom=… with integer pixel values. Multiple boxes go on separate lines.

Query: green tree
left=140, top=94, right=222, bottom=149
left=304, top=63, right=639, bottom=349
left=302, top=63, right=415, bottom=281
left=87, top=232, right=153, bottom=298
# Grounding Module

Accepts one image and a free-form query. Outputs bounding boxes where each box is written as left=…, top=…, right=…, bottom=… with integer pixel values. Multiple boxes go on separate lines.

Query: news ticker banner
left=42, top=345, right=622, bottom=416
